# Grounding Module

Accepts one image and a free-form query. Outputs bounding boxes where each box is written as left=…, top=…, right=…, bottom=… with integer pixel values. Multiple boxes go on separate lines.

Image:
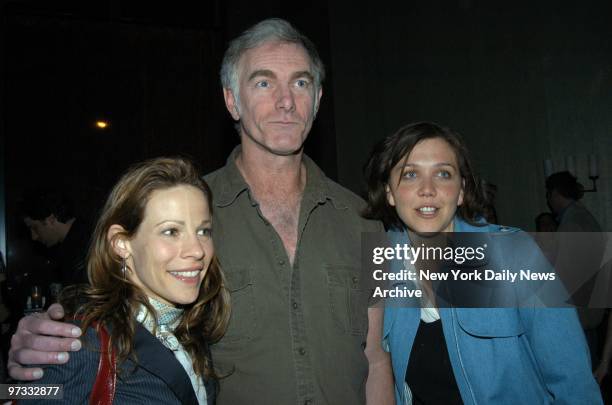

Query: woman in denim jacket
left=363, top=122, right=602, bottom=405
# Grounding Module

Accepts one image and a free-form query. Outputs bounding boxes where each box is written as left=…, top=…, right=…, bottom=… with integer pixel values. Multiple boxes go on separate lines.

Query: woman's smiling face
left=386, top=137, right=464, bottom=234
left=125, top=185, right=213, bottom=306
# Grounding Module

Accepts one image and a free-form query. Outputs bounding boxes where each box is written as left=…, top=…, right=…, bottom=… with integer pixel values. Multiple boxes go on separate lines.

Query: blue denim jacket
left=383, top=217, right=602, bottom=405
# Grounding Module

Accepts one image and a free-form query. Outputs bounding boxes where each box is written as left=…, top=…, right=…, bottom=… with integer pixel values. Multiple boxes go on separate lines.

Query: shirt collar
left=214, top=146, right=251, bottom=208
left=301, top=152, right=346, bottom=209
left=214, top=145, right=345, bottom=209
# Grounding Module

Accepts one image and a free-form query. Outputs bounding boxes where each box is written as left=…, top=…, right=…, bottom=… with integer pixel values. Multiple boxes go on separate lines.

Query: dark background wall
left=328, top=1, right=612, bottom=231
left=2, top=0, right=337, bottom=214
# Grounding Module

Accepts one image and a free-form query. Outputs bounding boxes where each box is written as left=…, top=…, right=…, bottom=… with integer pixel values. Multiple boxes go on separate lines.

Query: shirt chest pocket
left=326, top=265, right=368, bottom=336
left=222, top=266, right=258, bottom=343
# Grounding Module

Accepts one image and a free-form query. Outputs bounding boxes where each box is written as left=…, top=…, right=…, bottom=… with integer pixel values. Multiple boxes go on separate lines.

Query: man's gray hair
left=220, top=18, right=325, bottom=99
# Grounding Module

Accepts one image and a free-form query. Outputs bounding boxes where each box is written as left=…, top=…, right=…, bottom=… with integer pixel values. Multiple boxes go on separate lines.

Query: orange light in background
left=95, top=120, right=109, bottom=129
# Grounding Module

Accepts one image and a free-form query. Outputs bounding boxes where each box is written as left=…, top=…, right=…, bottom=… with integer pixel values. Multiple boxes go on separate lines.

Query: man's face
left=223, top=41, right=322, bottom=156
left=24, top=215, right=62, bottom=247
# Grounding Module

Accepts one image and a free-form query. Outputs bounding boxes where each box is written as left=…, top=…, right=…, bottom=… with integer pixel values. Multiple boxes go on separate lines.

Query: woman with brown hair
left=363, top=122, right=600, bottom=405
left=25, top=157, right=229, bottom=404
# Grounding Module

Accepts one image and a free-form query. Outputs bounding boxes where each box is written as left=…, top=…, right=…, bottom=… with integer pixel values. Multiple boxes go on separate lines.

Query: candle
left=589, top=154, right=598, bottom=177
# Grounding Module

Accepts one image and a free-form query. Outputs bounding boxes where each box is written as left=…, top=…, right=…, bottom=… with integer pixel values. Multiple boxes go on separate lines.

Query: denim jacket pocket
left=221, top=266, right=257, bottom=343
left=326, top=264, right=368, bottom=336
left=455, top=308, right=525, bottom=337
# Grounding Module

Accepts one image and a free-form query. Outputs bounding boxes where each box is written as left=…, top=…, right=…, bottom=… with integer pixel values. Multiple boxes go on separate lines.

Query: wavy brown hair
left=363, top=122, right=486, bottom=230
left=62, top=157, right=229, bottom=380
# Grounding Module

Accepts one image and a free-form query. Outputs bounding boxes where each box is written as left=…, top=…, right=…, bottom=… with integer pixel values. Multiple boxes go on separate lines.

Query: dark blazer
left=22, top=323, right=216, bottom=404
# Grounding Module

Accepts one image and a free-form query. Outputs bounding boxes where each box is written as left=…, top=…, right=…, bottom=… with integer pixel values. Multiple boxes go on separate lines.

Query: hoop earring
left=121, top=257, right=128, bottom=279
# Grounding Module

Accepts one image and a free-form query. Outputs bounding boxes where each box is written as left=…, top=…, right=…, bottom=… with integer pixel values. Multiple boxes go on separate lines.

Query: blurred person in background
left=546, top=171, right=607, bottom=371
left=21, top=188, right=92, bottom=286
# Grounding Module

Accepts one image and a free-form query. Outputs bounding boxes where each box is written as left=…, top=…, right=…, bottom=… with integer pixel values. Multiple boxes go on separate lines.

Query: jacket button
left=299, top=348, right=306, bottom=355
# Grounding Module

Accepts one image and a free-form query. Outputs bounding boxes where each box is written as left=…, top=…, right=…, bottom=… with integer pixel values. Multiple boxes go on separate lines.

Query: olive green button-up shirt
left=205, top=147, right=381, bottom=405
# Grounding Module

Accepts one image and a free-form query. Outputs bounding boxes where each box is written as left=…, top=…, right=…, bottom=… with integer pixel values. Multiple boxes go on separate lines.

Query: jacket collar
left=214, top=145, right=346, bottom=210
left=130, top=323, right=199, bottom=405
left=390, top=216, right=489, bottom=239
left=388, top=215, right=491, bottom=268
left=453, top=216, right=489, bottom=232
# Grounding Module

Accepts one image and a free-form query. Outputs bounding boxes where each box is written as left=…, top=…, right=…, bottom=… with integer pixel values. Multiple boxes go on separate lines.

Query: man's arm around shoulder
left=8, top=304, right=82, bottom=381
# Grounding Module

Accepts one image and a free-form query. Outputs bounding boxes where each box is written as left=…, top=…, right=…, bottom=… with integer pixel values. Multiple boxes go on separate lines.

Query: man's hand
left=8, top=303, right=82, bottom=380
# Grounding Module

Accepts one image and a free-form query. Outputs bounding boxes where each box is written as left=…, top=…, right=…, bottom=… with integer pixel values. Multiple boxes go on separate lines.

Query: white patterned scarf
left=136, top=297, right=208, bottom=404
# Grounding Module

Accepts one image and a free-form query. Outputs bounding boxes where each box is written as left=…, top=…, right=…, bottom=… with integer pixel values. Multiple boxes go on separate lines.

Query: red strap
left=12, top=320, right=116, bottom=405
left=89, top=322, right=116, bottom=405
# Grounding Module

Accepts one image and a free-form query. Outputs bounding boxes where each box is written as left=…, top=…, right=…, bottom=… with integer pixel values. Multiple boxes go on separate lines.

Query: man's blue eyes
left=255, top=80, right=310, bottom=88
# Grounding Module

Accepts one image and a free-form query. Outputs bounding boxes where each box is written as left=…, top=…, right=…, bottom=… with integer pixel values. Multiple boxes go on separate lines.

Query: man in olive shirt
left=8, top=18, right=393, bottom=405
left=209, top=18, right=391, bottom=404
left=206, top=147, right=383, bottom=403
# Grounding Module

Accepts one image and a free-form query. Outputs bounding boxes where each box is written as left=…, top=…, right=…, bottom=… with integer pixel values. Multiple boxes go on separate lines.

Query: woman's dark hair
left=545, top=171, right=584, bottom=201
left=363, top=121, right=486, bottom=230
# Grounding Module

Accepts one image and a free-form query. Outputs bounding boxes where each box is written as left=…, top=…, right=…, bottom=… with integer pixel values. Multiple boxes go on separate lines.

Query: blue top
left=383, top=217, right=602, bottom=405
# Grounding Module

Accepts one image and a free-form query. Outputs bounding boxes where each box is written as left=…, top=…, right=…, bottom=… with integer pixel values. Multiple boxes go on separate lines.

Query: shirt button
left=292, top=302, right=298, bottom=309
left=299, top=348, right=306, bottom=355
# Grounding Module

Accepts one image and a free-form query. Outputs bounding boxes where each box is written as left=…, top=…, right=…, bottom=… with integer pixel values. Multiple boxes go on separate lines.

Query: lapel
left=131, top=323, right=199, bottom=405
